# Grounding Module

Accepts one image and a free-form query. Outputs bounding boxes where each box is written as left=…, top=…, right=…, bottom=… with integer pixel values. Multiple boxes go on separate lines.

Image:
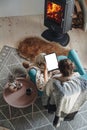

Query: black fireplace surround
left=41, top=0, right=74, bottom=46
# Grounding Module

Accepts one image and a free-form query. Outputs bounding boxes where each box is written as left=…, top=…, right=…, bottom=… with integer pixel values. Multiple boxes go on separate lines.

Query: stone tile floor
left=0, top=46, right=87, bottom=130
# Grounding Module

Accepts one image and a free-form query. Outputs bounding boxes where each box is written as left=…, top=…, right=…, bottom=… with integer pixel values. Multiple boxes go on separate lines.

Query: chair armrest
left=28, top=68, right=37, bottom=84
left=57, top=55, right=67, bottom=61
left=80, top=73, right=87, bottom=80
left=28, top=68, right=43, bottom=96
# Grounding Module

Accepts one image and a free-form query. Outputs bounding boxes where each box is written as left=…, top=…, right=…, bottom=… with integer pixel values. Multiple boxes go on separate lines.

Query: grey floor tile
left=0, top=120, right=14, bottom=130
left=0, top=64, right=2, bottom=69
left=0, top=78, right=8, bottom=88
left=55, top=121, right=72, bottom=130
left=77, top=126, right=87, bottom=130
left=0, top=93, right=7, bottom=106
left=26, top=112, right=49, bottom=128
left=9, top=107, right=23, bottom=118
left=79, top=101, right=87, bottom=113
left=10, top=116, right=32, bottom=130
left=69, top=113, right=87, bottom=130
left=26, top=129, right=34, bottom=130
left=80, top=111, right=87, bottom=122
left=0, top=84, right=3, bottom=91
left=20, top=104, right=39, bottom=115
left=0, top=105, right=12, bottom=119
left=0, top=111, right=7, bottom=120
left=42, top=110, right=54, bottom=123
left=0, top=105, right=22, bottom=119
left=35, top=97, right=45, bottom=111
left=35, top=124, right=54, bottom=130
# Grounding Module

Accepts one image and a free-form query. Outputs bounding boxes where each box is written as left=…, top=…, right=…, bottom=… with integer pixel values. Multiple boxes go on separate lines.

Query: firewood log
left=72, top=0, right=83, bottom=29
left=75, top=0, right=82, bottom=13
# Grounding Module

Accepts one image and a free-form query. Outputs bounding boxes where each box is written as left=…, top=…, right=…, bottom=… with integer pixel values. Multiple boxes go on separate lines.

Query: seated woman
left=22, top=53, right=52, bottom=93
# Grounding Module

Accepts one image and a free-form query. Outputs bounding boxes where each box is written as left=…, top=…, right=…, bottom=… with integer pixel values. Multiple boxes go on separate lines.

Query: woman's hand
left=22, top=62, right=29, bottom=69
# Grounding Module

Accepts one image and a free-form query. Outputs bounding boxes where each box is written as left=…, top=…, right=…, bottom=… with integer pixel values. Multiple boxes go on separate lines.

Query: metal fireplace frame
left=41, top=0, right=74, bottom=46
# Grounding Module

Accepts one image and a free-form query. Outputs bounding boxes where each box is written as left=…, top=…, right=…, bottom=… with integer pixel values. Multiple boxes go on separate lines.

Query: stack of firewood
left=72, top=0, right=83, bottom=29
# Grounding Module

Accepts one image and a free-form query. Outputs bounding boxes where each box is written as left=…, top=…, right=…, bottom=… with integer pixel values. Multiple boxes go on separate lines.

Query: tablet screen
left=45, top=53, right=58, bottom=71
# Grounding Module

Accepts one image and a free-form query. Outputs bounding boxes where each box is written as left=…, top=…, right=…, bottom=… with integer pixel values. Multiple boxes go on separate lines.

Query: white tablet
left=45, top=53, right=58, bottom=71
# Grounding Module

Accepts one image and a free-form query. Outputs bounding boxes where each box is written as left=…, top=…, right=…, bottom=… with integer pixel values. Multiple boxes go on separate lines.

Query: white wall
left=0, top=0, right=44, bottom=17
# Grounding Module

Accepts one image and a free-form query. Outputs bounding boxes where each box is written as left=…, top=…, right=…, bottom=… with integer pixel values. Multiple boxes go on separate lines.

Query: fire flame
left=47, top=2, right=63, bottom=23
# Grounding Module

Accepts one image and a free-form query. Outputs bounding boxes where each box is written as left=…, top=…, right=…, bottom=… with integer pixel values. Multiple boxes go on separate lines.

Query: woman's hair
left=35, top=53, right=46, bottom=67
left=58, top=59, right=75, bottom=77
left=22, top=53, right=46, bottom=70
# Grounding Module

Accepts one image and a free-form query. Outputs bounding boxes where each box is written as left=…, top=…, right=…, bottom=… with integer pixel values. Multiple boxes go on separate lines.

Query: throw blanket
left=42, top=77, right=87, bottom=118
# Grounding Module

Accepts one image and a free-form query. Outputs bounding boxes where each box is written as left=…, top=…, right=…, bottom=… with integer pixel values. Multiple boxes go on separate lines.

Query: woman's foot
left=53, top=116, right=64, bottom=127
left=53, top=116, right=60, bottom=128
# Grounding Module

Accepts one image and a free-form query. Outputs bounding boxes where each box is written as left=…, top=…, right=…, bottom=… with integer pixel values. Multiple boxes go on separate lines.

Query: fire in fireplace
left=41, top=0, right=74, bottom=46
left=46, top=2, right=64, bottom=24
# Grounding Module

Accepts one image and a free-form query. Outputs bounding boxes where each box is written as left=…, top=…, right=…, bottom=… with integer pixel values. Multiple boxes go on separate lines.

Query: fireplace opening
left=41, top=0, right=74, bottom=46
left=46, top=2, right=64, bottom=24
